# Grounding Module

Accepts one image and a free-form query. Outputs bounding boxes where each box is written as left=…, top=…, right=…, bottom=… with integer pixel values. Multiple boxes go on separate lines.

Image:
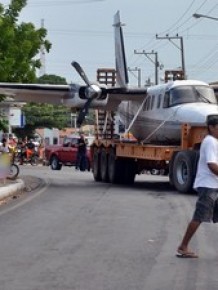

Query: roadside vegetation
left=0, top=0, right=73, bottom=137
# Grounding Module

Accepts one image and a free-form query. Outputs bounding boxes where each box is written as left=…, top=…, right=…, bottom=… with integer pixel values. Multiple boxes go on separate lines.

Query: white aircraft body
left=119, top=80, right=218, bottom=143
left=0, top=11, right=217, bottom=144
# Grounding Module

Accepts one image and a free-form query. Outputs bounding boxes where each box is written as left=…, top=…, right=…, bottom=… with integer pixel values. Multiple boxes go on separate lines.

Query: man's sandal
left=176, top=249, right=198, bottom=258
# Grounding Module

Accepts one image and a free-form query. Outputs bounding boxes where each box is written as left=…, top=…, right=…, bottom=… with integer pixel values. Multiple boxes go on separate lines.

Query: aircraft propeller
left=71, top=61, right=102, bottom=127
left=71, top=61, right=91, bottom=86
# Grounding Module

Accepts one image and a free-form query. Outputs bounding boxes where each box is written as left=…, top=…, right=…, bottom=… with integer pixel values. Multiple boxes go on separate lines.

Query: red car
left=44, top=135, right=94, bottom=171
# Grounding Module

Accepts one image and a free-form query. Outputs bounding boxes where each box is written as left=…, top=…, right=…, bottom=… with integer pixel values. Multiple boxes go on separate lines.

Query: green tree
left=0, top=0, right=51, bottom=83
left=0, top=0, right=51, bottom=131
left=14, top=102, right=71, bottom=139
left=37, top=74, right=67, bottom=85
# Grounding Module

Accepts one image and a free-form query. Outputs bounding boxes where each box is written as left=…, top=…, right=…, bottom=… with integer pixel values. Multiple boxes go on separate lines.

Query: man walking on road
left=177, top=115, right=218, bottom=258
left=76, top=133, right=88, bottom=171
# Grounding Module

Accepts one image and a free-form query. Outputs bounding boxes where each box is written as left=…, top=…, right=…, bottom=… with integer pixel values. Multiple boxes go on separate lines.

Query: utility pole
left=134, top=50, right=159, bottom=85
left=128, top=67, right=141, bottom=87
left=39, top=19, right=46, bottom=77
left=156, top=34, right=186, bottom=79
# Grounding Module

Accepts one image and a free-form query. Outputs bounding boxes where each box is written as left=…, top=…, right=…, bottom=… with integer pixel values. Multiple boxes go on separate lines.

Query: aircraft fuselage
left=118, top=80, right=218, bottom=144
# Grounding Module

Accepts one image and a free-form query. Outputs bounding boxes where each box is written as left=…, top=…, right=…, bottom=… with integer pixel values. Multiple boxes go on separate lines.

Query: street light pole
left=193, top=13, right=218, bottom=21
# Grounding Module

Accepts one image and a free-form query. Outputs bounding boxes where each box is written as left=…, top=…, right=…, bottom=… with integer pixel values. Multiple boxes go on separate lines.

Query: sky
left=2, top=0, right=218, bottom=86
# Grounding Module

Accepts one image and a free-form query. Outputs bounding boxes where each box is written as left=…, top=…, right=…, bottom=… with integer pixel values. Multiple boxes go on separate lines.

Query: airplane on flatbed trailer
left=0, top=11, right=217, bottom=144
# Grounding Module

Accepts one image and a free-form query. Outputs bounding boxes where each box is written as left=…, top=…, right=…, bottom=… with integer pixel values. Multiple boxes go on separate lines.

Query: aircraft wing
left=0, top=83, right=71, bottom=105
left=0, top=82, right=147, bottom=110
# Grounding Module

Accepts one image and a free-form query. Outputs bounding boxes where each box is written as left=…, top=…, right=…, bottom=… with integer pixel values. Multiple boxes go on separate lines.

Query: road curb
left=0, top=179, right=25, bottom=201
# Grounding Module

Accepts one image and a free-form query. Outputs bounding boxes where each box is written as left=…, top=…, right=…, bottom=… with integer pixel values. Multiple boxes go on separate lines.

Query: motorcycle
left=15, top=148, right=39, bottom=166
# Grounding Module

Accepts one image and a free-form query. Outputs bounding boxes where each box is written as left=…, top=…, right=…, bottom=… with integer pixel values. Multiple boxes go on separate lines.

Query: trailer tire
left=93, top=147, right=102, bottom=181
left=121, top=159, right=136, bottom=184
left=172, top=150, right=199, bottom=193
left=108, top=148, right=121, bottom=183
left=169, top=152, right=177, bottom=187
left=101, top=149, right=109, bottom=182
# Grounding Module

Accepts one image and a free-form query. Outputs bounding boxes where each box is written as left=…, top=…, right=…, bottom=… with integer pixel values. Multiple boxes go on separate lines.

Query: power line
left=26, top=0, right=105, bottom=7
left=158, top=0, right=197, bottom=35
left=134, top=50, right=160, bottom=85
left=156, top=34, right=186, bottom=79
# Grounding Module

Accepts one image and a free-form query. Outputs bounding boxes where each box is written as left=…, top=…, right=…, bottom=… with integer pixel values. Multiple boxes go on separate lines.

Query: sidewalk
left=0, top=179, right=25, bottom=201
left=0, top=175, right=43, bottom=201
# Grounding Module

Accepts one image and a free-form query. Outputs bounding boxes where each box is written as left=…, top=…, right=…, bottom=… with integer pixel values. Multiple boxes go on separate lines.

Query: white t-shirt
left=0, top=145, right=9, bottom=153
left=194, top=135, right=218, bottom=189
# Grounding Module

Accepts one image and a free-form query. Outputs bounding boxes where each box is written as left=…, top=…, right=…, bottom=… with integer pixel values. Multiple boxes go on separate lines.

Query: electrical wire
left=26, top=0, right=105, bottom=7
left=180, top=3, right=218, bottom=35
left=129, top=0, right=218, bottom=82
left=135, top=0, right=210, bottom=56
left=158, top=0, right=198, bottom=35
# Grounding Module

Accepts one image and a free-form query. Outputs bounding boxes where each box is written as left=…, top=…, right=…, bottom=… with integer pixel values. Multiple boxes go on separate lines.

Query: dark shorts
left=192, top=187, right=218, bottom=223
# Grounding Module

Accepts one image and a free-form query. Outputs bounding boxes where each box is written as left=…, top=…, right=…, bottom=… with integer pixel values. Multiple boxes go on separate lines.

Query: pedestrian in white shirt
left=177, top=114, right=218, bottom=258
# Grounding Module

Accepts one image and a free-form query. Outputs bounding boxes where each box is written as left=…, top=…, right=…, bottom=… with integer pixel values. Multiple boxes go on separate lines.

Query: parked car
left=44, top=135, right=94, bottom=170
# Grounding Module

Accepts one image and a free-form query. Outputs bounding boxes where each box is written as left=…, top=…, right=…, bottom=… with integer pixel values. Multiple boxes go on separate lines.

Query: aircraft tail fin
left=114, top=11, right=129, bottom=87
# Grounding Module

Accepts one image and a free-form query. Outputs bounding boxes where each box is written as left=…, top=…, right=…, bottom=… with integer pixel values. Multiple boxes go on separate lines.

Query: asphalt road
left=0, top=166, right=218, bottom=290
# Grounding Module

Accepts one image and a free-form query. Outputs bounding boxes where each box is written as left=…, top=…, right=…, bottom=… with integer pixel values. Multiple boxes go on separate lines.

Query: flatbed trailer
left=91, top=68, right=208, bottom=193
left=90, top=124, right=207, bottom=193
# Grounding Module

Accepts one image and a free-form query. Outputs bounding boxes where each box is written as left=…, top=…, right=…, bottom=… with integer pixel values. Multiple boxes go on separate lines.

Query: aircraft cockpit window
left=168, top=85, right=217, bottom=107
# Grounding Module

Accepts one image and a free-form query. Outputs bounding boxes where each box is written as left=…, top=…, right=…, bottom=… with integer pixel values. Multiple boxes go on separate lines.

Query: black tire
left=50, top=156, right=62, bottom=170
left=100, top=149, right=109, bottom=182
left=93, top=148, right=102, bottom=181
left=108, top=148, right=121, bottom=183
left=122, top=159, right=136, bottom=185
left=172, top=150, right=199, bottom=193
left=7, top=164, right=19, bottom=180
left=169, top=152, right=177, bottom=187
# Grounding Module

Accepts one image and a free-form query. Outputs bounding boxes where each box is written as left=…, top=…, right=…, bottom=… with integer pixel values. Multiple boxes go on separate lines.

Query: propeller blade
left=76, top=98, right=93, bottom=127
left=71, top=61, right=91, bottom=86
left=72, top=61, right=104, bottom=126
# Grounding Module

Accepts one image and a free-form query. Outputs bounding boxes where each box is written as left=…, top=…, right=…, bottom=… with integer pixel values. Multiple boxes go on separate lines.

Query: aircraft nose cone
left=176, top=103, right=218, bottom=124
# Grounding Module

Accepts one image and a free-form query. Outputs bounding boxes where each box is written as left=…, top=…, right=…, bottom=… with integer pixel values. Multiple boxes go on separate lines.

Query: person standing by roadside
left=0, top=138, right=9, bottom=154
left=0, top=138, right=10, bottom=183
left=17, top=138, right=26, bottom=165
left=76, top=133, right=88, bottom=171
left=177, top=115, right=218, bottom=258
left=25, top=139, right=35, bottom=160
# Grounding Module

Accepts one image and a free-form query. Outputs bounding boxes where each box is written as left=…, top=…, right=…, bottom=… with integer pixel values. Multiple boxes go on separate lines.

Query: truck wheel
left=108, top=148, right=121, bottom=183
left=172, top=150, right=199, bottom=193
left=101, top=149, right=109, bottom=182
left=169, top=152, right=177, bottom=187
left=122, top=159, right=136, bottom=184
left=93, top=148, right=102, bottom=181
left=50, top=156, right=62, bottom=170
